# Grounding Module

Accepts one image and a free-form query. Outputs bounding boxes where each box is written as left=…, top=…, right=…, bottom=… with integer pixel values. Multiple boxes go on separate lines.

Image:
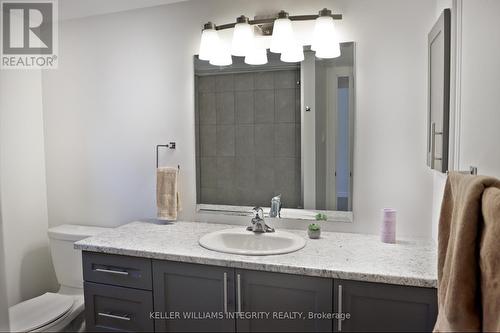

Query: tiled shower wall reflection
left=195, top=70, right=302, bottom=208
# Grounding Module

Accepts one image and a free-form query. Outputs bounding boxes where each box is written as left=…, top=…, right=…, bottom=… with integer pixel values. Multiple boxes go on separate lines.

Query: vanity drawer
left=83, top=252, right=152, bottom=290
left=84, top=282, right=154, bottom=332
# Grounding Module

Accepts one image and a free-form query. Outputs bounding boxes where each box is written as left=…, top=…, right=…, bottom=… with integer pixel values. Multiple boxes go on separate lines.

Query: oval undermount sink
left=199, top=228, right=306, bottom=256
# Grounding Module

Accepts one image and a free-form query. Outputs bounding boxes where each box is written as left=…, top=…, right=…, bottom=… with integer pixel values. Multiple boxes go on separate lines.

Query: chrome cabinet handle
left=98, top=312, right=131, bottom=321
left=223, top=272, right=228, bottom=314
left=237, top=273, right=242, bottom=313
left=338, top=284, right=343, bottom=332
left=430, top=122, right=443, bottom=169
left=94, top=268, right=129, bottom=276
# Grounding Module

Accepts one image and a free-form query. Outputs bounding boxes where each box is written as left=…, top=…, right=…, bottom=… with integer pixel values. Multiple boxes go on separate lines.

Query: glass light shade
left=231, top=22, right=254, bottom=56
left=245, top=48, right=268, bottom=65
left=280, top=43, right=304, bottom=63
left=315, top=43, right=341, bottom=59
left=209, top=42, right=232, bottom=66
left=199, top=28, right=219, bottom=61
left=311, top=16, right=341, bottom=59
left=270, top=17, right=294, bottom=53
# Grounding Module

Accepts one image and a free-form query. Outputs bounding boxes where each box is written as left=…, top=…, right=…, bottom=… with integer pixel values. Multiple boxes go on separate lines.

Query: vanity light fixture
left=198, top=22, right=218, bottom=61
left=280, top=41, right=305, bottom=63
left=270, top=10, right=295, bottom=54
left=245, top=36, right=268, bottom=65
left=312, top=8, right=341, bottom=59
left=198, top=8, right=342, bottom=66
left=231, top=15, right=254, bottom=56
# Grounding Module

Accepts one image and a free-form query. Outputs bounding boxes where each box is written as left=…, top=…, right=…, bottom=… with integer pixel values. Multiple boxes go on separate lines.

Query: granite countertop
left=75, top=221, right=437, bottom=288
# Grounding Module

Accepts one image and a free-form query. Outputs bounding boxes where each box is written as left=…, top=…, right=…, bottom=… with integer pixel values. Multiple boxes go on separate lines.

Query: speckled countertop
left=75, top=221, right=437, bottom=288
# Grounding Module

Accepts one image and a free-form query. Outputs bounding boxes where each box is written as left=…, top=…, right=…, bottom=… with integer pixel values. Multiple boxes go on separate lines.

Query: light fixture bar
left=214, top=12, right=342, bottom=31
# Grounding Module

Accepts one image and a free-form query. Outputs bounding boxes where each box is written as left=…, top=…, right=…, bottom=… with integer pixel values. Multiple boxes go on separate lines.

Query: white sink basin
left=199, top=228, right=306, bottom=256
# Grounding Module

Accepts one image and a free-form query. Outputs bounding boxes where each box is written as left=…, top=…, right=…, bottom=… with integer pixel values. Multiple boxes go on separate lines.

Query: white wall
left=0, top=70, right=58, bottom=307
left=459, top=0, right=500, bottom=178
left=42, top=0, right=437, bottom=238
left=431, top=0, right=500, bottom=241
left=0, top=188, right=9, bottom=332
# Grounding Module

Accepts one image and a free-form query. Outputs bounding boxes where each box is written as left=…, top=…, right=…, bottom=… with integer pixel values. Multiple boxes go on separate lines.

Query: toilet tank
left=48, top=224, right=110, bottom=290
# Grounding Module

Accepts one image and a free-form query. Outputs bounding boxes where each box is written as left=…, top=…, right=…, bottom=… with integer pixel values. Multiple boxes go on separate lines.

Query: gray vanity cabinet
left=236, top=269, right=333, bottom=332
left=84, top=282, right=154, bottom=332
left=82, top=252, right=155, bottom=332
left=151, top=261, right=333, bottom=333
left=82, top=252, right=437, bottom=333
left=152, top=260, right=236, bottom=332
left=333, top=279, right=437, bottom=332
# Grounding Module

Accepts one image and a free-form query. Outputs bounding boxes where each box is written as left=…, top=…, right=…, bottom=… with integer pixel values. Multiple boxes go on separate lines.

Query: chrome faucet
left=247, top=207, right=275, bottom=233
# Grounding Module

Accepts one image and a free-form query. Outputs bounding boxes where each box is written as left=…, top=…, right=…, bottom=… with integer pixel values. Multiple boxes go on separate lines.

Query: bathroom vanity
left=76, top=221, right=437, bottom=332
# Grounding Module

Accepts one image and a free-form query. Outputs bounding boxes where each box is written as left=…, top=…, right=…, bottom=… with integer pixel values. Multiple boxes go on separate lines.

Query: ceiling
left=58, top=0, right=189, bottom=21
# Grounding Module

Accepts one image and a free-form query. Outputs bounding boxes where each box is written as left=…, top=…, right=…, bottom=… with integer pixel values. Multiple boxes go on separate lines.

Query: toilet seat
left=9, top=293, right=74, bottom=332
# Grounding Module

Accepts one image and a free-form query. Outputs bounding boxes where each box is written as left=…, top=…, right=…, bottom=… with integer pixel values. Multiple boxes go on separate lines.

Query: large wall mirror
left=194, top=42, right=355, bottom=222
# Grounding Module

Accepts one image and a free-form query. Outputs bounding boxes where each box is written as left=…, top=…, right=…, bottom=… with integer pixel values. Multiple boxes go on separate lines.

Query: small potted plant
left=315, top=213, right=328, bottom=221
left=308, top=223, right=321, bottom=239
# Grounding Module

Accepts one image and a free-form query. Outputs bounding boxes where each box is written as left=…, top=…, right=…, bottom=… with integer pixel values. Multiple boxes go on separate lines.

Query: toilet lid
left=9, top=292, right=74, bottom=332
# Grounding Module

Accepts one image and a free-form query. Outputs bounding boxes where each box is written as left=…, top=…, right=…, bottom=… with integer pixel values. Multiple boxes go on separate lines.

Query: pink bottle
left=381, top=208, right=397, bottom=244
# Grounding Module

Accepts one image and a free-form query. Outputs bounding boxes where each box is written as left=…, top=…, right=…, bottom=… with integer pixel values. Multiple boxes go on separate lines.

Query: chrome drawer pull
left=98, top=312, right=131, bottom=321
left=94, top=268, right=129, bottom=276
left=338, top=284, right=343, bottom=332
left=237, top=273, right=242, bottom=313
left=223, top=272, right=228, bottom=314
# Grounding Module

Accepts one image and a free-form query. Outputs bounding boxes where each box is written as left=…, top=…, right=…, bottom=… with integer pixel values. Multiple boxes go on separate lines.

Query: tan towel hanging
left=156, top=167, right=181, bottom=220
left=434, top=172, right=500, bottom=332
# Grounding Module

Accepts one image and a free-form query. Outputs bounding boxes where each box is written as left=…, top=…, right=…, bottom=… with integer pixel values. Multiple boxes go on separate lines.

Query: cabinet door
left=334, top=279, right=437, bottom=332
left=84, top=282, right=154, bottom=332
left=236, top=269, right=333, bottom=332
left=153, top=260, right=236, bottom=332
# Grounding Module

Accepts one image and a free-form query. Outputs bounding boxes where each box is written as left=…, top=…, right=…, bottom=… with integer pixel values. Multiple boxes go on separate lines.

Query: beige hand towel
left=156, top=167, right=181, bottom=220
left=434, top=172, right=500, bottom=332
left=480, top=187, right=500, bottom=332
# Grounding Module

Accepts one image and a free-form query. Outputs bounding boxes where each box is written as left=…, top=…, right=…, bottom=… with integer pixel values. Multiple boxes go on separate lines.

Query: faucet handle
left=252, top=206, right=264, bottom=219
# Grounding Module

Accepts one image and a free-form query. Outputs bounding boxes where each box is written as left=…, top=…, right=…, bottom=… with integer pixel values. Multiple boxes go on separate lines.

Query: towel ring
left=156, top=143, right=180, bottom=170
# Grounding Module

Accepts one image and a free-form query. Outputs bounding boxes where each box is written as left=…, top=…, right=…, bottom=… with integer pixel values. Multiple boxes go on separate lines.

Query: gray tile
left=255, top=124, right=274, bottom=156
left=200, top=157, right=217, bottom=188
left=295, top=123, right=301, bottom=158
left=236, top=91, right=254, bottom=124
left=254, top=72, right=274, bottom=90
left=255, top=90, right=275, bottom=124
left=216, top=74, right=234, bottom=92
left=195, top=123, right=200, bottom=155
left=216, top=157, right=235, bottom=189
left=295, top=87, right=301, bottom=124
left=216, top=92, right=235, bottom=124
left=275, top=88, right=296, bottom=123
left=274, top=157, right=297, bottom=208
left=198, top=76, right=215, bottom=92
left=196, top=156, right=201, bottom=202
left=199, top=92, right=216, bottom=124
left=200, top=187, right=218, bottom=204
left=236, top=125, right=255, bottom=156
left=216, top=125, right=235, bottom=156
left=274, top=70, right=298, bottom=89
left=275, top=123, right=296, bottom=157
left=200, top=125, right=216, bottom=156
left=235, top=156, right=256, bottom=190
left=255, top=156, right=275, bottom=204
left=217, top=187, right=238, bottom=205
left=234, top=73, right=254, bottom=91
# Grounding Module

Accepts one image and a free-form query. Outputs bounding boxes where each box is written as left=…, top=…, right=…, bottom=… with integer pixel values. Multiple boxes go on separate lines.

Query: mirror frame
left=194, top=43, right=356, bottom=223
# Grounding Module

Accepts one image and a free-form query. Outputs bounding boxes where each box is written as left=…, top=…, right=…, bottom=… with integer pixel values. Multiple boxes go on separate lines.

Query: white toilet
left=8, top=224, right=110, bottom=332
